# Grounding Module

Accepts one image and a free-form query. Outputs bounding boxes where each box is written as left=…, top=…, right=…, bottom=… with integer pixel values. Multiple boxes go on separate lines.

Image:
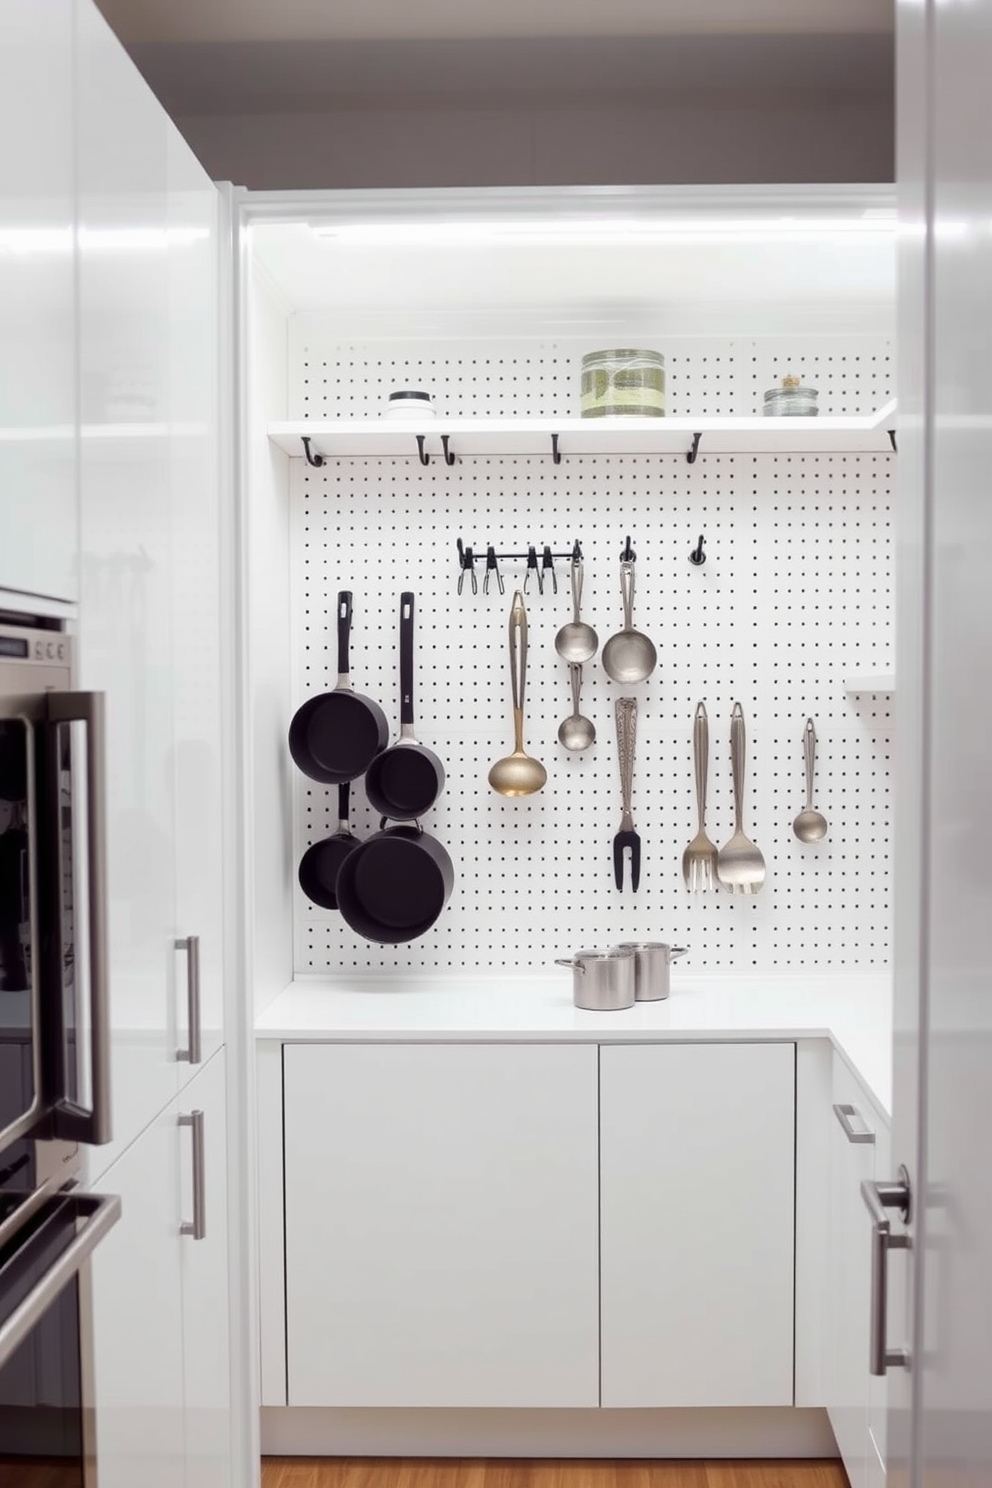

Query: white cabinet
left=599, top=1042, right=795, bottom=1408
left=90, top=1050, right=231, bottom=1488
left=283, top=1042, right=600, bottom=1407
left=825, top=1053, right=890, bottom=1488
left=75, top=0, right=224, bottom=1175
left=0, top=0, right=77, bottom=604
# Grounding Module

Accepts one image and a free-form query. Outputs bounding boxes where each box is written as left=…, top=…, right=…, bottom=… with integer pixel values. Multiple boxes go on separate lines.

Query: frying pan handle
left=337, top=781, right=350, bottom=832
left=337, top=591, right=353, bottom=681
left=400, top=592, right=415, bottom=730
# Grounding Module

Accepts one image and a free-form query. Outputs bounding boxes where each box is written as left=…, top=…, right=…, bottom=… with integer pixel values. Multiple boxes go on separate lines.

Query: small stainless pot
left=555, top=947, right=635, bottom=1010
left=616, top=942, right=688, bottom=1001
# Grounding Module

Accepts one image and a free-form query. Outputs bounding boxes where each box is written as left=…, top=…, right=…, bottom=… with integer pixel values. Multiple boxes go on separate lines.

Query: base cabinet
left=599, top=1042, right=796, bottom=1407
left=283, top=1042, right=600, bottom=1408
left=826, top=1053, right=890, bottom=1488
left=90, top=1050, right=231, bottom=1488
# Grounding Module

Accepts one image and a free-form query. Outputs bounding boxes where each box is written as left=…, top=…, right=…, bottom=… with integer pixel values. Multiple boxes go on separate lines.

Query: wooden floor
left=261, top=1460, right=848, bottom=1488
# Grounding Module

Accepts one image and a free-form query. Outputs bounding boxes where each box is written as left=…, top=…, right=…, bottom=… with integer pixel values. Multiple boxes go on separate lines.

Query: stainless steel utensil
left=682, top=701, right=718, bottom=891
left=716, top=702, right=766, bottom=895
left=613, top=696, right=641, bottom=890
left=616, top=942, right=688, bottom=1001
left=555, top=947, right=636, bottom=1010
left=602, top=559, right=657, bottom=683
left=488, top=591, right=547, bottom=797
left=793, top=716, right=828, bottom=841
left=555, top=554, right=598, bottom=663
left=558, top=663, right=595, bottom=751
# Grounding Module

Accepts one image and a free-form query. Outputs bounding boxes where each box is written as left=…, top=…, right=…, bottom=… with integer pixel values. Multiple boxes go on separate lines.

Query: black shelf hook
left=416, top=434, right=431, bottom=467
left=301, top=435, right=325, bottom=469
left=686, top=432, right=702, bottom=465
left=441, top=434, right=457, bottom=467
left=689, top=534, right=707, bottom=567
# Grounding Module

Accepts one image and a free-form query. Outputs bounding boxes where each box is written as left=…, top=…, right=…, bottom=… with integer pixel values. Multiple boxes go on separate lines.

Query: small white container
left=385, top=390, right=436, bottom=418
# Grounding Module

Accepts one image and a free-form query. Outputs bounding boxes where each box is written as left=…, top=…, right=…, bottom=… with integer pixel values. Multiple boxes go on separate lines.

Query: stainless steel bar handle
left=0, top=1193, right=122, bottom=1372
left=861, top=1167, right=912, bottom=1376
left=833, top=1101, right=876, bottom=1144
left=179, top=1109, right=206, bottom=1240
left=47, top=691, right=112, bottom=1145
left=176, top=934, right=202, bottom=1065
left=730, top=701, right=747, bottom=832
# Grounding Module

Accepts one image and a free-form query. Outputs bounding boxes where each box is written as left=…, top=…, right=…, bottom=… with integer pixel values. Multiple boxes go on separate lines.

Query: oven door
left=0, top=1189, right=121, bottom=1485
left=0, top=689, right=110, bottom=1160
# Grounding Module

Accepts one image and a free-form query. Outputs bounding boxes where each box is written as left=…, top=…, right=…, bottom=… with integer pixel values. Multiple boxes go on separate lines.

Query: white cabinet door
left=284, top=1042, right=600, bottom=1407
left=75, top=0, right=178, bottom=1177
left=179, top=1051, right=231, bottom=1488
left=89, top=1099, right=186, bottom=1488
left=166, top=120, right=225, bottom=1081
left=600, top=1042, right=795, bottom=1407
left=826, top=1059, right=878, bottom=1488
left=0, top=0, right=77, bottom=604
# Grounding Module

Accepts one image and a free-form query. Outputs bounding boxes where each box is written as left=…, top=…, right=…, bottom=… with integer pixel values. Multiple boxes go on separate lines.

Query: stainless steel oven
left=0, top=616, right=119, bottom=1486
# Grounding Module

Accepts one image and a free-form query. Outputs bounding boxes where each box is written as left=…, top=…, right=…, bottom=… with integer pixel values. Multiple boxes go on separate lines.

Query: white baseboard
left=261, top=1406, right=838, bottom=1459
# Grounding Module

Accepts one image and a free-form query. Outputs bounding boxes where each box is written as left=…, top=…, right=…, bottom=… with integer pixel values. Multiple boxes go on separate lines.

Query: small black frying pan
left=297, top=782, right=361, bottom=910
left=288, top=591, right=388, bottom=784
left=365, top=593, right=445, bottom=820
left=336, top=821, right=454, bottom=944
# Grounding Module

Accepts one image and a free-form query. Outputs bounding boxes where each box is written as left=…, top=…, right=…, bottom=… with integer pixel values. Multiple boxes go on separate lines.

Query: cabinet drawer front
left=283, top=1042, right=599, bottom=1408
left=600, top=1041, right=796, bottom=1407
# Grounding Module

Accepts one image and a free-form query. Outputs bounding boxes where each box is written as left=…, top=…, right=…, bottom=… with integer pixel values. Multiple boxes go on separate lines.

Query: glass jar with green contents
left=580, top=348, right=666, bottom=418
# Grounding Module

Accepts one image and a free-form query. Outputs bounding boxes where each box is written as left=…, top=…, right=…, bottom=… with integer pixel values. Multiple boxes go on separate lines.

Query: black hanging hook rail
left=455, top=538, right=582, bottom=595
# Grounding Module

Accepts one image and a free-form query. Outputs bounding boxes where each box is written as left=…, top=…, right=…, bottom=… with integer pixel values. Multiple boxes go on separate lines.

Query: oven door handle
left=45, top=691, right=112, bottom=1145
left=0, top=1191, right=121, bottom=1371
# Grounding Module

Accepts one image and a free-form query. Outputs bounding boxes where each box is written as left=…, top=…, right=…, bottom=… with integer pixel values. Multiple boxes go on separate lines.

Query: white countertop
left=256, top=970, right=893, bottom=1116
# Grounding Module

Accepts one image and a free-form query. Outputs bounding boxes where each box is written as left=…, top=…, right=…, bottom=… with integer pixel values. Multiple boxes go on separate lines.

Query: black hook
left=888, top=430, right=898, bottom=454
left=622, top=534, right=635, bottom=562
left=689, top=534, right=706, bottom=567
left=542, top=545, right=558, bottom=594
left=456, top=539, right=477, bottom=595
left=484, top=545, right=505, bottom=596
left=524, top=545, right=543, bottom=595
left=441, top=434, right=456, bottom=467
left=572, top=538, right=582, bottom=562
left=416, top=434, right=430, bottom=467
left=301, top=435, right=325, bottom=468
left=686, top=432, right=702, bottom=465
left=551, top=433, right=562, bottom=465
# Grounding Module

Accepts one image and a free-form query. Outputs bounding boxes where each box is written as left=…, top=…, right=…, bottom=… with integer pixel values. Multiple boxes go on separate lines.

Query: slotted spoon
left=716, top=702, right=766, bottom=895
left=682, top=701, right=718, bottom=892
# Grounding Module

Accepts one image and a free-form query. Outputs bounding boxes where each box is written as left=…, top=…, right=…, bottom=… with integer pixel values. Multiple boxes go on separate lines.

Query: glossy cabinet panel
left=90, top=1098, right=187, bottom=1488
left=284, top=1042, right=600, bottom=1407
left=167, top=120, right=225, bottom=1078
left=180, top=1052, right=232, bottom=1488
left=0, top=0, right=77, bottom=603
left=600, top=1042, right=795, bottom=1407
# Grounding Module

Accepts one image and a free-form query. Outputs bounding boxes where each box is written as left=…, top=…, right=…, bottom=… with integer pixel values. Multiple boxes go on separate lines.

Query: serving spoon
left=558, top=663, right=596, bottom=751
left=555, top=554, right=598, bottom=663
left=489, top=591, right=547, bottom=797
left=793, top=717, right=828, bottom=842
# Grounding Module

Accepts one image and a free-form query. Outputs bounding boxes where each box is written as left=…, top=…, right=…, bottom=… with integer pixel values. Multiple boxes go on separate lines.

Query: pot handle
left=555, top=957, right=583, bottom=972
left=670, top=946, right=689, bottom=960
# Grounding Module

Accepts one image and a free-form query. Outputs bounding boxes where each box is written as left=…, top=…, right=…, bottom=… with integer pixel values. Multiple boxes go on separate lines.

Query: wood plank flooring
left=261, top=1459, right=848, bottom=1488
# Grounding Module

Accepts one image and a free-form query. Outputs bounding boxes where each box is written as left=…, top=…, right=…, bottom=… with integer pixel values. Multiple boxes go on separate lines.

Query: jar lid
left=763, top=376, right=817, bottom=401
left=581, top=348, right=665, bottom=367
left=388, top=390, right=433, bottom=403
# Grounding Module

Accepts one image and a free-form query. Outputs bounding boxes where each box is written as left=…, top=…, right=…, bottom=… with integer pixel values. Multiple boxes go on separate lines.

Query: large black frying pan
left=288, top=591, right=388, bottom=784
left=297, top=782, right=360, bottom=909
left=336, top=821, right=454, bottom=944
left=365, top=592, right=445, bottom=820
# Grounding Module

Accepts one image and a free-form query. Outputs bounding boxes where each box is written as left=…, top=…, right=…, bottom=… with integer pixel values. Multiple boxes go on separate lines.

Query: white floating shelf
left=845, top=674, right=896, bottom=692
left=268, top=401, right=897, bottom=463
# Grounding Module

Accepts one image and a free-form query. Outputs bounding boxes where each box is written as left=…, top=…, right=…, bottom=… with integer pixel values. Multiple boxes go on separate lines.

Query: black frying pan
left=336, top=821, right=454, bottom=944
left=365, top=592, right=445, bottom=820
left=288, top=591, right=388, bottom=784
left=297, top=782, right=360, bottom=910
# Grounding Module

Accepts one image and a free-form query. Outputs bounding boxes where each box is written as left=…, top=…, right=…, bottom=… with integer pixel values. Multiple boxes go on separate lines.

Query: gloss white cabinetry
left=599, top=1042, right=796, bottom=1407
left=282, top=1042, right=600, bottom=1407
left=0, top=0, right=77, bottom=604
left=90, top=1051, right=231, bottom=1488
left=75, top=0, right=224, bottom=1176
left=825, top=1053, right=890, bottom=1488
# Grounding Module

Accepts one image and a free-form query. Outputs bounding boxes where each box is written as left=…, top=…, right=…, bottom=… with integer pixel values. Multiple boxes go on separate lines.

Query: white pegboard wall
left=289, top=336, right=894, bottom=974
